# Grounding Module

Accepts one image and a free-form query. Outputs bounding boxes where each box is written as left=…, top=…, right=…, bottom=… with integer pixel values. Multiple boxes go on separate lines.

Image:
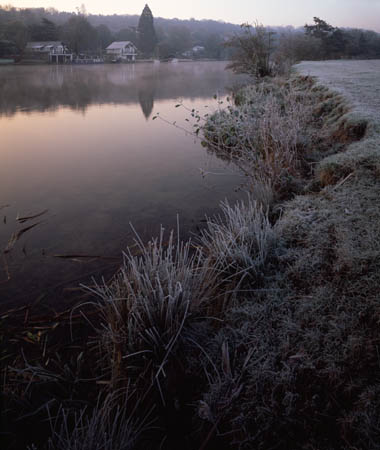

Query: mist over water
left=0, top=62, right=247, bottom=309
left=0, top=62, right=243, bottom=117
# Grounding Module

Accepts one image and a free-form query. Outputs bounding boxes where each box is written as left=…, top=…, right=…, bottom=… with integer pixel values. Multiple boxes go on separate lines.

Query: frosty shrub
left=203, top=79, right=313, bottom=200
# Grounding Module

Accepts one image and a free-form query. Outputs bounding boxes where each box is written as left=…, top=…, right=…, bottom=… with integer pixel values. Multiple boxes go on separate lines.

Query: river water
left=0, top=61, right=246, bottom=309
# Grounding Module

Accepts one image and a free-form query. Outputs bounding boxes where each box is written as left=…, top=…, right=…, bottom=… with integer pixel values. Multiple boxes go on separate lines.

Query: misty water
left=0, top=62, right=247, bottom=309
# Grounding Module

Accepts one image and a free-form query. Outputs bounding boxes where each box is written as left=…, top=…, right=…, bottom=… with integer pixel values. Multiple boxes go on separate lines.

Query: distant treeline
left=279, top=17, right=380, bottom=61
left=0, top=5, right=239, bottom=58
left=0, top=5, right=380, bottom=60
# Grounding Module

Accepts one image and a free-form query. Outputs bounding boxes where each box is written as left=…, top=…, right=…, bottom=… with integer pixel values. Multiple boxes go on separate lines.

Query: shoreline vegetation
left=2, top=63, right=380, bottom=448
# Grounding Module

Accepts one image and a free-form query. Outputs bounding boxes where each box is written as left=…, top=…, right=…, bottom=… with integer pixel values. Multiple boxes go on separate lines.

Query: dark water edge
left=0, top=62, right=248, bottom=311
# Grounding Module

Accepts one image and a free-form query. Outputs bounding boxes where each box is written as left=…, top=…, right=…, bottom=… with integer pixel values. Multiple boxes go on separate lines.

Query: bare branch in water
left=16, top=209, right=48, bottom=223
left=4, top=221, right=43, bottom=254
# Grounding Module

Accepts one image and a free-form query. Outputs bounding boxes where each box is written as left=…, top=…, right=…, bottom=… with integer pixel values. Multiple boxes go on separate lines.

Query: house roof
left=26, top=41, right=64, bottom=50
left=106, top=41, right=136, bottom=50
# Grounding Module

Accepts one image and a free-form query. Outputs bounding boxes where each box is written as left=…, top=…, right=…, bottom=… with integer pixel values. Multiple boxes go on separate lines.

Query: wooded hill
left=1, top=5, right=380, bottom=61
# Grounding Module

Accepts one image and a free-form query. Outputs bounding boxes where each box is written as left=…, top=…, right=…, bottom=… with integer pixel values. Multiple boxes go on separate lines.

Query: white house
left=106, top=41, right=138, bottom=61
left=25, top=41, right=73, bottom=63
left=192, top=45, right=205, bottom=53
left=182, top=45, right=205, bottom=58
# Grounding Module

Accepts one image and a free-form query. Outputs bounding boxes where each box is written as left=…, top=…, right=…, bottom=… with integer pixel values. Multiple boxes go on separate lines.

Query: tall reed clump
left=200, top=197, right=276, bottom=286
left=203, top=79, right=314, bottom=202
left=88, top=227, right=222, bottom=400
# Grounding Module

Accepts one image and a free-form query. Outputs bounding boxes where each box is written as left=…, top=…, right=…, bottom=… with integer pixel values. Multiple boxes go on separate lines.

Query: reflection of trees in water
left=138, top=87, right=155, bottom=119
left=0, top=63, right=246, bottom=117
left=0, top=66, right=105, bottom=116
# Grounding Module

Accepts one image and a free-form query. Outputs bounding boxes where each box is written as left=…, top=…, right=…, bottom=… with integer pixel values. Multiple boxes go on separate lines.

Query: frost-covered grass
left=203, top=78, right=315, bottom=203
left=200, top=198, right=275, bottom=284
left=89, top=196, right=276, bottom=383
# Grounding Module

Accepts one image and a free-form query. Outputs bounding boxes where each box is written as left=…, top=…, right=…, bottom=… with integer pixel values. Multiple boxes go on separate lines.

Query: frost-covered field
left=296, top=60, right=380, bottom=123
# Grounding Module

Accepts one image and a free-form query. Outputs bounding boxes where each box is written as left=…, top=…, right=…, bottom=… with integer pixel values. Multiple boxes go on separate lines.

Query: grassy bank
left=196, top=70, right=380, bottom=448
left=2, top=63, right=380, bottom=449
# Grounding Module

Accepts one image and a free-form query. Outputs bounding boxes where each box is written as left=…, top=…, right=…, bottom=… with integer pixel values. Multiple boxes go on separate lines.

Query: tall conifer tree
left=137, top=4, right=157, bottom=56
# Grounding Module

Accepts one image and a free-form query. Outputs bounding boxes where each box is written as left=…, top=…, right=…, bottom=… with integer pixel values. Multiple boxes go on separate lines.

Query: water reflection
left=138, top=87, right=155, bottom=119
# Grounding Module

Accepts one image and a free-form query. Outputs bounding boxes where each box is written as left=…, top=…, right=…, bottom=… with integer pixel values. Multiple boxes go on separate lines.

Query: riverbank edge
left=2, top=66, right=380, bottom=449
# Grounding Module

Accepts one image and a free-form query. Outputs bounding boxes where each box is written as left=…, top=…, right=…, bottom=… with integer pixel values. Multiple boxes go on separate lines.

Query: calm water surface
left=0, top=62, right=246, bottom=309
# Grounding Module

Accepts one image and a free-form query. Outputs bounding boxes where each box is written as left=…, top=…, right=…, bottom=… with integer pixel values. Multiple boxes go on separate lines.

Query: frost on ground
left=296, top=60, right=380, bottom=178
left=296, top=60, right=380, bottom=125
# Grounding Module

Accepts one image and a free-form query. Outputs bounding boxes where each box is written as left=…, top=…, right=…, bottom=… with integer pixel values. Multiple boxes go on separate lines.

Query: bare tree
left=225, top=23, right=275, bottom=78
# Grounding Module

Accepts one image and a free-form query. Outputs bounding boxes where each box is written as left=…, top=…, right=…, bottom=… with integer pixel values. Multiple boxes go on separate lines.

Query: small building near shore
left=25, top=41, right=73, bottom=63
left=106, top=41, right=138, bottom=61
left=0, top=40, right=20, bottom=62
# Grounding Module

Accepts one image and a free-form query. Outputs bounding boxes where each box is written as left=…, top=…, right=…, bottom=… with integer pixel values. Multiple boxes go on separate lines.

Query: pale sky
left=5, top=0, right=380, bottom=31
